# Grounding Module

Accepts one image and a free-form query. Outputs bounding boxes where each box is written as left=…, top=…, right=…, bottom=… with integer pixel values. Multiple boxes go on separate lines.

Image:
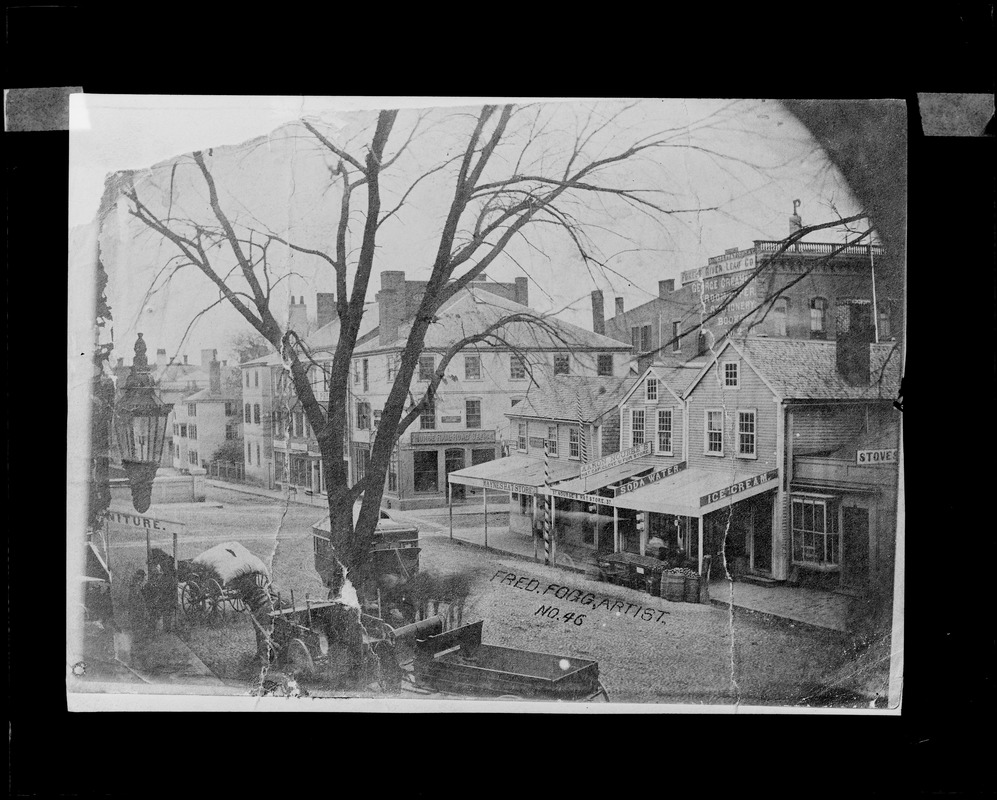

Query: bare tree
left=112, top=101, right=828, bottom=672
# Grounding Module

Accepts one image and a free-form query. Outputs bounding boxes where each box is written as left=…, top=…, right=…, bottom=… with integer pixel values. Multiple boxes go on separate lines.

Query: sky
left=69, top=95, right=865, bottom=362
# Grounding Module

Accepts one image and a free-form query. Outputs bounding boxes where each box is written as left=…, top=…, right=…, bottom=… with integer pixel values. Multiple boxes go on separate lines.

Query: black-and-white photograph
left=66, top=95, right=905, bottom=711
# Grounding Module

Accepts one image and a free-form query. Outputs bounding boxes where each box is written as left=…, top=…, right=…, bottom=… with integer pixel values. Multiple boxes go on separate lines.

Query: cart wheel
left=287, top=638, right=315, bottom=677
left=181, top=582, right=203, bottom=620
left=206, top=579, right=225, bottom=626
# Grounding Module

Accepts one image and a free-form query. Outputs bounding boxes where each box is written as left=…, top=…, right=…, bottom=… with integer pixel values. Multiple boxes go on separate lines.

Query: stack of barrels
left=660, top=566, right=701, bottom=603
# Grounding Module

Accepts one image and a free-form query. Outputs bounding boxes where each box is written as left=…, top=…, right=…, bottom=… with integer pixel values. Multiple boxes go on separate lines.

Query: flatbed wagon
left=403, top=620, right=609, bottom=702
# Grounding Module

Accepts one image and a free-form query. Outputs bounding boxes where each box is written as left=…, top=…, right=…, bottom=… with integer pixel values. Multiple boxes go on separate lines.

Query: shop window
left=413, top=451, right=439, bottom=493
left=253, top=404, right=261, bottom=424
left=569, top=428, right=580, bottom=459
left=518, top=422, right=527, bottom=452
left=791, top=495, right=840, bottom=568
left=631, top=409, right=645, bottom=447
left=466, top=399, right=482, bottom=429
left=244, top=403, right=252, bottom=423
left=519, top=493, right=530, bottom=516
left=723, top=361, right=739, bottom=387
left=554, top=354, right=570, bottom=375
left=737, top=409, right=756, bottom=457
left=656, top=409, right=673, bottom=455
left=418, top=355, right=435, bottom=381
left=672, top=321, right=681, bottom=352
left=471, top=448, right=494, bottom=466
left=810, top=297, right=828, bottom=339
left=706, top=409, right=724, bottom=455
left=510, top=355, right=526, bottom=380
left=547, top=426, right=558, bottom=456
left=597, top=354, right=613, bottom=376
left=645, top=377, right=658, bottom=401
left=388, top=447, right=399, bottom=492
left=464, top=355, right=481, bottom=380
left=274, top=451, right=285, bottom=481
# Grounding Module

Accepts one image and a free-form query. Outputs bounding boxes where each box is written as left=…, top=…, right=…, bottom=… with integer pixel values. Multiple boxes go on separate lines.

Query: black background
left=7, top=5, right=994, bottom=796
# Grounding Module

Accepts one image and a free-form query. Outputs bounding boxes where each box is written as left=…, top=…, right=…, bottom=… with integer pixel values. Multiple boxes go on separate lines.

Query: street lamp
left=113, top=333, right=173, bottom=513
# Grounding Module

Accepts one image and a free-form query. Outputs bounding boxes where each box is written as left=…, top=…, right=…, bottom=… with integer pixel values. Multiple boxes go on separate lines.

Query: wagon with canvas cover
left=178, top=541, right=275, bottom=625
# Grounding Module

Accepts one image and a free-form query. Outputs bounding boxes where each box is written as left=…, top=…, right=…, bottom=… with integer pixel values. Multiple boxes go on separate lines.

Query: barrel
left=660, top=574, right=686, bottom=602
left=683, top=574, right=701, bottom=604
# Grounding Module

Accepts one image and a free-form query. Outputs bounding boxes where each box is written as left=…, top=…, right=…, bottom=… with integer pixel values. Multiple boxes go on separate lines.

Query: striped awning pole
left=576, top=396, right=588, bottom=465
left=543, top=438, right=551, bottom=566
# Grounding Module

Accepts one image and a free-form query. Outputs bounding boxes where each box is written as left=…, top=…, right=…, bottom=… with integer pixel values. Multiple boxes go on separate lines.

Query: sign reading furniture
left=580, top=442, right=652, bottom=478
left=106, top=509, right=184, bottom=536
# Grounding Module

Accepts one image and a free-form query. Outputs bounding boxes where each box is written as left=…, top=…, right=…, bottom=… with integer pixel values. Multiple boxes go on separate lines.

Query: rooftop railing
left=754, top=240, right=885, bottom=257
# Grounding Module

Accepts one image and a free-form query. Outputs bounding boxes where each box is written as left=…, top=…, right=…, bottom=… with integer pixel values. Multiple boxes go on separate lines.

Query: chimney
left=183, top=354, right=188, bottom=365
left=658, top=279, right=675, bottom=298
left=835, top=299, right=875, bottom=385
left=789, top=199, right=803, bottom=235
left=316, top=292, right=337, bottom=328
left=209, top=358, right=222, bottom=394
left=591, top=290, right=605, bottom=335
left=614, top=297, right=625, bottom=316
left=156, top=348, right=167, bottom=364
left=288, top=295, right=309, bottom=335
left=377, top=270, right=406, bottom=346
left=201, top=348, right=217, bottom=367
left=514, top=277, right=529, bottom=307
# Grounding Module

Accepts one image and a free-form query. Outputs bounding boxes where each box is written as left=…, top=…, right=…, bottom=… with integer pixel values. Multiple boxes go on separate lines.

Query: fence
left=207, top=460, right=246, bottom=482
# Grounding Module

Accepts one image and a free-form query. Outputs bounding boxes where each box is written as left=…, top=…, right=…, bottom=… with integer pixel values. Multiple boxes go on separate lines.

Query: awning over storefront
left=550, top=459, right=654, bottom=497
left=612, top=467, right=780, bottom=517
left=447, top=455, right=579, bottom=495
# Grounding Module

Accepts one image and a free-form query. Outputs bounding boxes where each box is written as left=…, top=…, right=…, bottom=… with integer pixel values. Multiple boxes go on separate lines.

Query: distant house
left=171, top=356, right=241, bottom=472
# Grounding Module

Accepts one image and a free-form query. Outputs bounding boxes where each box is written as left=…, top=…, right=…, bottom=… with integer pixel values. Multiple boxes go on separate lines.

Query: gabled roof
left=506, top=374, right=636, bottom=423
left=354, top=288, right=633, bottom=355
left=619, top=360, right=708, bottom=406
left=183, top=386, right=238, bottom=402
left=239, top=306, right=380, bottom=369
left=684, top=338, right=903, bottom=401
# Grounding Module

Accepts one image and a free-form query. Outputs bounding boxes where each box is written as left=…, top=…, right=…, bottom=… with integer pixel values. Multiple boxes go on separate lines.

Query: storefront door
left=842, top=505, right=870, bottom=589
left=445, top=448, right=466, bottom=501
left=750, top=494, right=773, bottom=574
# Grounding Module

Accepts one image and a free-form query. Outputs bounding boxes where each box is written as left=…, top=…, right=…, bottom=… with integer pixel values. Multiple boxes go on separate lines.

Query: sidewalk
left=708, top=577, right=850, bottom=633
left=208, top=479, right=850, bottom=633
left=207, top=478, right=330, bottom=508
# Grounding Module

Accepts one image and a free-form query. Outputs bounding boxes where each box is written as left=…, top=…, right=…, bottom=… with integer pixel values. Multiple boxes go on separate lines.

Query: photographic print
left=66, top=95, right=905, bottom=711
